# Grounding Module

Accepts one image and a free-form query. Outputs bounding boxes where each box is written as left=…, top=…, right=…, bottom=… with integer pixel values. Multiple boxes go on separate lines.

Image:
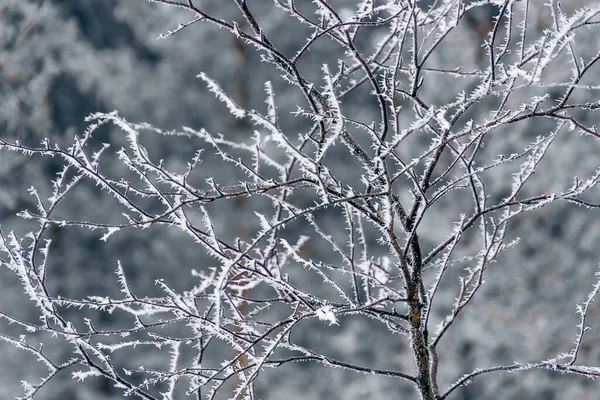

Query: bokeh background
left=1, top=0, right=599, bottom=399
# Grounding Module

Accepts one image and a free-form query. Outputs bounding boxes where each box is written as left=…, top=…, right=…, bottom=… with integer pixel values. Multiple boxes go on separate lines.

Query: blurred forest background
left=1, top=0, right=599, bottom=399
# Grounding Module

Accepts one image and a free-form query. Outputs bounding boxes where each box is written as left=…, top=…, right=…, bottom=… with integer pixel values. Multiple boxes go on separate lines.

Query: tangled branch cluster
left=1, top=1, right=600, bottom=399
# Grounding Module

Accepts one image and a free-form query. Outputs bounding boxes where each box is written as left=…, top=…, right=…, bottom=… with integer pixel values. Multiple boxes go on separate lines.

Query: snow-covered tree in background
left=1, top=1, right=600, bottom=399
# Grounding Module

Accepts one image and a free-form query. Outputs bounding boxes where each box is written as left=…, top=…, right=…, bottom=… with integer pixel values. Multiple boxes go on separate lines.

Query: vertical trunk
left=409, top=302, right=435, bottom=400
left=405, top=211, right=435, bottom=399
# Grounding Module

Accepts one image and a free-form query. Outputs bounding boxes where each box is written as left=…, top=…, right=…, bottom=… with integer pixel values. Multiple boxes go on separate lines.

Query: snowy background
left=1, top=0, right=600, bottom=398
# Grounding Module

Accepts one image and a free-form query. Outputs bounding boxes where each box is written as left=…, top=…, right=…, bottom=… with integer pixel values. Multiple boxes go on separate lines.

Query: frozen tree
left=1, top=0, right=600, bottom=399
